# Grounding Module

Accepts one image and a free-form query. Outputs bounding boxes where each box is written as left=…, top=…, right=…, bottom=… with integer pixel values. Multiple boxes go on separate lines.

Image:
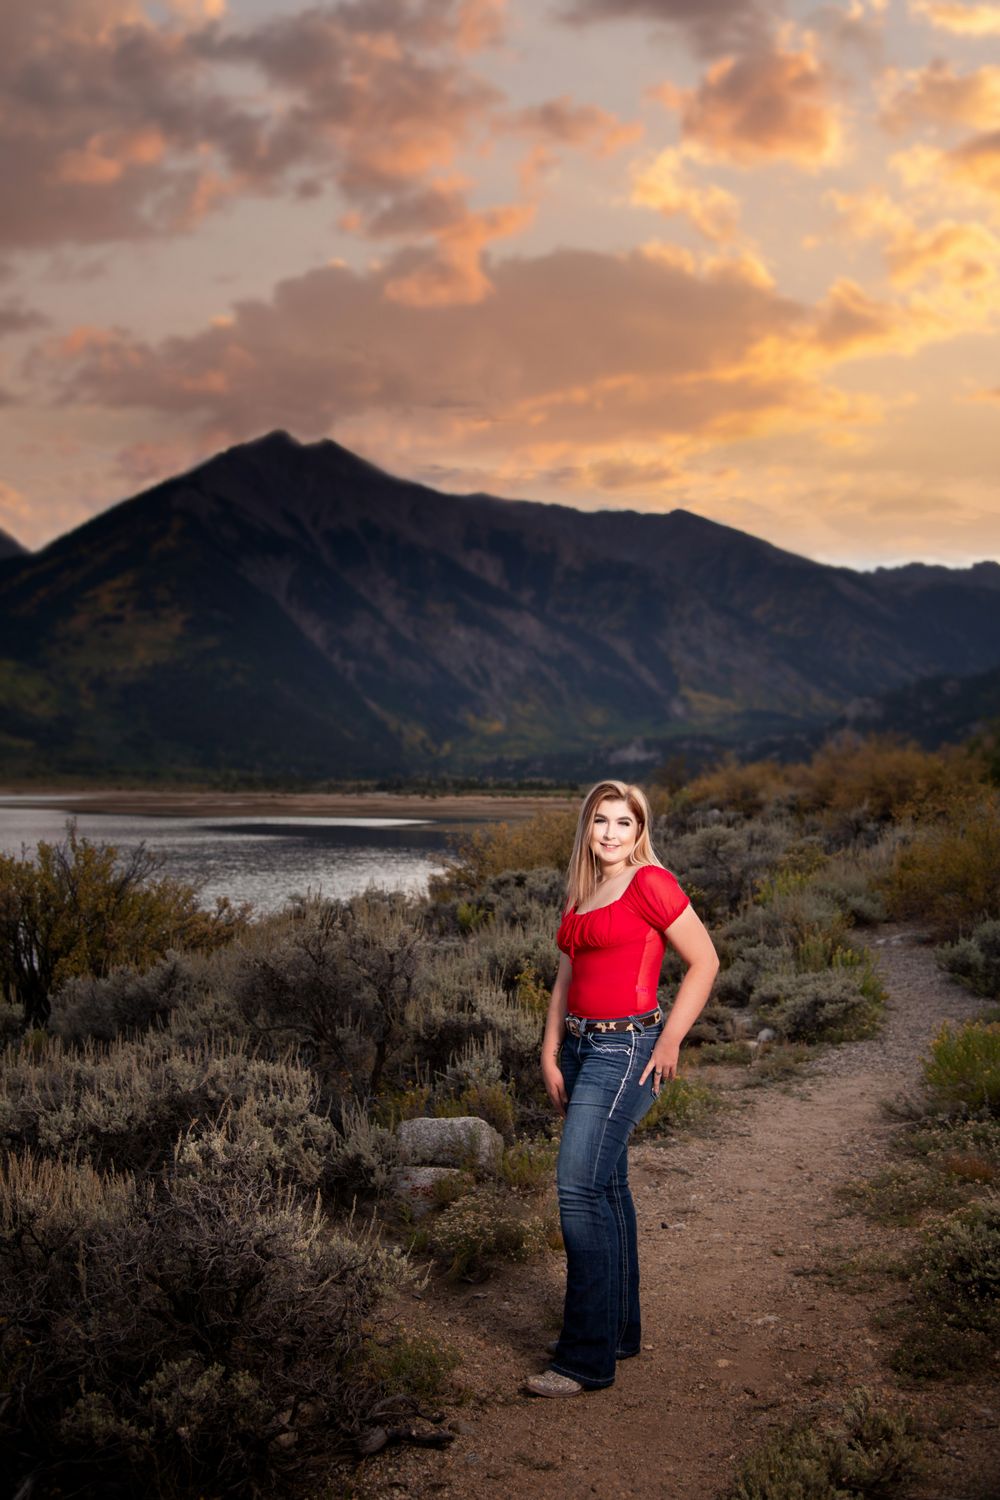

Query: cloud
left=500, top=96, right=642, bottom=155
left=831, top=188, right=1000, bottom=292
left=29, top=239, right=957, bottom=486
left=909, top=0, right=1000, bottom=35
left=0, top=0, right=507, bottom=251
left=946, top=130, right=1000, bottom=198
left=630, top=149, right=741, bottom=241
left=381, top=200, right=537, bottom=304
left=0, top=302, right=48, bottom=338
left=651, top=44, right=842, bottom=167
left=557, top=0, right=775, bottom=57
left=880, top=60, right=1000, bottom=133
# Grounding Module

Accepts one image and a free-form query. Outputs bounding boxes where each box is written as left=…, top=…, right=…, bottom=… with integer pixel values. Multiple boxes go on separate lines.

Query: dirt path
left=362, top=926, right=998, bottom=1499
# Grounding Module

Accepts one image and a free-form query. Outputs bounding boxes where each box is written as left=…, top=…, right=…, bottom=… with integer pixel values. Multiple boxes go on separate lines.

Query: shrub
left=323, top=1099, right=401, bottom=1202
left=751, top=969, right=882, bottom=1044
left=837, top=1161, right=970, bottom=1226
left=936, top=920, right=1000, bottom=1000
left=429, top=810, right=576, bottom=896
left=417, top=1186, right=552, bottom=1279
left=0, top=1033, right=338, bottom=1187
left=0, top=824, right=250, bottom=1028
left=660, top=819, right=792, bottom=921
left=912, top=1194, right=1000, bottom=1337
left=714, top=943, right=792, bottom=1008
left=231, top=891, right=423, bottom=1101
left=923, top=1021, right=1000, bottom=1116
left=414, top=978, right=542, bottom=1090
left=796, top=733, right=977, bottom=824
left=427, top=867, right=565, bottom=936
left=634, top=1076, right=719, bottom=1136
left=683, top=756, right=787, bottom=818
left=723, top=1386, right=920, bottom=1500
left=882, top=791, right=1000, bottom=939
left=500, top=1137, right=557, bottom=1192
left=0, top=1137, right=409, bottom=1497
left=51, top=949, right=215, bottom=1043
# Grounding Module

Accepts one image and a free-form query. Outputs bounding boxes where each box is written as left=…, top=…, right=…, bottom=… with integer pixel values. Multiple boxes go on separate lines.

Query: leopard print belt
left=564, top=1006, right=663, bottom=1036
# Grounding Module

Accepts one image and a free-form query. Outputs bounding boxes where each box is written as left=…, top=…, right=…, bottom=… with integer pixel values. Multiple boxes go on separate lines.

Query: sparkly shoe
left=524, top=1370, right=584, bottom=1398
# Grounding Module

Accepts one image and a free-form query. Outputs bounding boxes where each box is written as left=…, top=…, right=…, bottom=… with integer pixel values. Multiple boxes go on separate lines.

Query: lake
left=0, top=796, right=462, bottom=912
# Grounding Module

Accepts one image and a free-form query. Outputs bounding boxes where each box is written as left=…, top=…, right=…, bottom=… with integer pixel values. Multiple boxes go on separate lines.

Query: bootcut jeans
left=548, top=1015, right=661, bottom=1390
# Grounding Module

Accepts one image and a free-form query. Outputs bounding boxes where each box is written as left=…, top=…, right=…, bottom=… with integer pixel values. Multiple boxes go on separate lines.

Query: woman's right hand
left=541, top=1058, right=568, bottom=1117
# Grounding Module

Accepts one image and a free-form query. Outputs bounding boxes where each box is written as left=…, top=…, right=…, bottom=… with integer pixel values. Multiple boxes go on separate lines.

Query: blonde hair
left=563, top=779, right=662, bottom=915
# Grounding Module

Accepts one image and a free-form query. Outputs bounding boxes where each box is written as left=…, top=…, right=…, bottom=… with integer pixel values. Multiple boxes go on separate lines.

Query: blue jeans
left=549, top=1017, right=661, bottom=1389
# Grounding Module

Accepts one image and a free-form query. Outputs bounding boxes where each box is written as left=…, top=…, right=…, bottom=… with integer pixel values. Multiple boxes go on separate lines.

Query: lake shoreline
left=0, top=788, right=578, bottom=825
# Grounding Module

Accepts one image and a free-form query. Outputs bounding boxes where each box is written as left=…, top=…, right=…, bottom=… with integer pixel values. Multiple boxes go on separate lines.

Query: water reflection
left=0, top=800, right=457, bottom=912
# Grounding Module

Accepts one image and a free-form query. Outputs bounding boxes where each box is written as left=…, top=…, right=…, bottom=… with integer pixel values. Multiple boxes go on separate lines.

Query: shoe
left=524, top=1371, right=584, bottom=1398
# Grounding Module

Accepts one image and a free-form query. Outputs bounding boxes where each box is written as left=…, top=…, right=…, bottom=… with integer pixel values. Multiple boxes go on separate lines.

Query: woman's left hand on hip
left=638, top=1038, right=680, bottom=1096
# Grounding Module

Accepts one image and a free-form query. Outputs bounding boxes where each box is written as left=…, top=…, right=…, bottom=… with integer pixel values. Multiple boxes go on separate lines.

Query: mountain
left=831, top=660, right=1000, bottom=749
left=1, top=430, right=999, bottom=780
left=0, top=527, right=27, bottom=562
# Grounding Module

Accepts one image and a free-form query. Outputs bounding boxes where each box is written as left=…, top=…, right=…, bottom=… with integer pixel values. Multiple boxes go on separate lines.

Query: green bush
left=923, top=1021, right=1000, bottom=1115
left=751, top=969, right=882, bottom=1044
left=936, top=919, right=1000, bottom=1000
left=723, top=1386, right=920, bottom=1499
left=0, top=825, right=249, bottom=1028
left=417, top=1185, right=552, bottom=1280
left=634, top=1075, right=719, bottom=1136
left=0, top=1136, right=409, bottom=1497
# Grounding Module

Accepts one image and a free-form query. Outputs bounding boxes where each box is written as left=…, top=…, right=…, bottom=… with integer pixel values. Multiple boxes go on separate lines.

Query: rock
left=397, top=1116, right=504, bottom=1173
left=756, top=1026, right=777, bottom=1043
left=392, top=1166, right=473, bottom=1219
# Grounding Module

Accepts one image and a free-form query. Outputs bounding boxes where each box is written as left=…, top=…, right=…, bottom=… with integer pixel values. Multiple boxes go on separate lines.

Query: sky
left=1, top=0, right=998, bottom=569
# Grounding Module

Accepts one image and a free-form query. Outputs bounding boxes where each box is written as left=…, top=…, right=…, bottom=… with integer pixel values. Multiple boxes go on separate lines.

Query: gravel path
left=361, top=925, right=998, bottom=1499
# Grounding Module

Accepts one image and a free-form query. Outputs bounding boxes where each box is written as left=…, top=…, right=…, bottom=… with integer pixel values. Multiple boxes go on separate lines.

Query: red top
left=556, top=863, right=690, bottom=1020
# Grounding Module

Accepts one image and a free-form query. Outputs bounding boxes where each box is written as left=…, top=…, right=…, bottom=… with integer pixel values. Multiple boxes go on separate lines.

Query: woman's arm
left=540, top=951, right=573, bottom=1117
left=638, top=905, right=720, bottom=1092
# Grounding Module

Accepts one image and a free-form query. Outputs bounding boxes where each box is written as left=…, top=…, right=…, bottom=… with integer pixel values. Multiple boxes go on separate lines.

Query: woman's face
left=590, top=796, right=639, bottom=876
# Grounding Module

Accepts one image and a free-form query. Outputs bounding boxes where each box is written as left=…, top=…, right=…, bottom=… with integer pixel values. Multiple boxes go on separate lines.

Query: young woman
left=525, top=779, right=719, bottom=1397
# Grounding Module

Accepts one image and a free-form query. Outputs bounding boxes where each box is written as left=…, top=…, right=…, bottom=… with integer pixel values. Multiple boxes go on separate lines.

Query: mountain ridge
left=1, top=430, right=998, bottom=779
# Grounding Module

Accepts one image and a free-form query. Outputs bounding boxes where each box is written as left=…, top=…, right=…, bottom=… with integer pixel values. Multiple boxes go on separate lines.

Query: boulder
left=397, top=1116, right=504, bottom=1174
left=391, top=1166, right=473, bottom=1220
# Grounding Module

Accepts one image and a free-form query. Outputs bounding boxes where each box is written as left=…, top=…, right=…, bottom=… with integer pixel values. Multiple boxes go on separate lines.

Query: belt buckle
left=566, top=1014, right=582, bottom=1036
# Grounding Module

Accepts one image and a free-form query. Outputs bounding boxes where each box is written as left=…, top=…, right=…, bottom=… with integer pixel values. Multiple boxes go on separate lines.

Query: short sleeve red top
left=556, top=863, right=690, bottom=1020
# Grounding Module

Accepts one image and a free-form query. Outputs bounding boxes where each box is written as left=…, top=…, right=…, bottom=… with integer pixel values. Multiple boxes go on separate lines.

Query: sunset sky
left=2, top=0, right=998, bottom=568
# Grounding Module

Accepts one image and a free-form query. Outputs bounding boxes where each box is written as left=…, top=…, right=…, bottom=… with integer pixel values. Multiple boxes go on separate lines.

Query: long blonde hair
left=563, top=779, right=662, bottom=914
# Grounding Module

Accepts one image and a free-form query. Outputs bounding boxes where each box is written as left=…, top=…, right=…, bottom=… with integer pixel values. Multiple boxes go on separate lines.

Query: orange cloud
left=653, top=44, right=842, bottom=168
left=383, top=200, right=537, bottom=305
left=630, top=149, right=741, bottom=242
left=30, top=243, right=922, bottom=474
left=947, top=130, right=1000, bottom=198
left=886, top=220, right=1000, bottom=286
left=831, top=189, right=1000, bottom=291
left=880, top=60, right=1000, bottom=133
left=909, top=0, right=1000, bottom=34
